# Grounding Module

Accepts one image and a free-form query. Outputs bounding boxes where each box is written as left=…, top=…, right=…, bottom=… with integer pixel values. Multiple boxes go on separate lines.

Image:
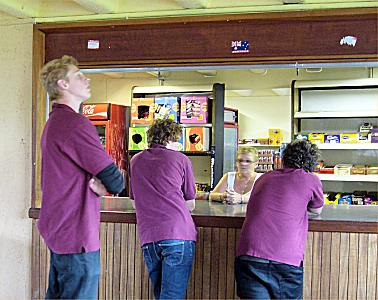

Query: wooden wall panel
left=329, top=232, right=341, bottom=299
left=32, top=221, right=378, bottom=300
left=367, top=234, right=377, bottom=300
left=39, top=9, right=378, bottom=66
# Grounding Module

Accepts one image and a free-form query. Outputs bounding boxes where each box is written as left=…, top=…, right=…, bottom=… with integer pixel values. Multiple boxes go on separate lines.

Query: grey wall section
left=0, top=21, right=33, bottom=299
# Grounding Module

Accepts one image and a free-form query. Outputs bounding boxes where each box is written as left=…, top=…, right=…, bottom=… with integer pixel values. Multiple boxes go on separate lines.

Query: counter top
left=29, top=197, right=378, bottom=233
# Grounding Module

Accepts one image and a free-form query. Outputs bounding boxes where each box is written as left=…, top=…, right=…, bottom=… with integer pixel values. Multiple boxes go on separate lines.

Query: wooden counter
left=29, top=199, right=378, bottom=300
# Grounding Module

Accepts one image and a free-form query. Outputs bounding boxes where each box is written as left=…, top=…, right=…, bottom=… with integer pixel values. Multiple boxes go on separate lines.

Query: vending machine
left=224, top=107, right=239, bottom=173
left=82, top=103, right=127, bottom=186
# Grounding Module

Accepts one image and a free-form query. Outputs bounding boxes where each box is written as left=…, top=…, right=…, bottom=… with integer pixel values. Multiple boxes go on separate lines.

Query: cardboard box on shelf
left=308, top=133, right=324, bottom=144
left=370, top=128, right=378, bottom=143
left=340, top=133, right=358, bottom=143
left=153, top=97, right=180, bottom=121
left=131, top=98, right=154, bottom=124
left=129, top=127, right=148, bottom=150
left=324, top=134, right=340, bottom=143
left=294, top=133, right=309, bottom=141
left=180, top=96, right=208, bottom=124
left=185, top=127, right=210, bottom=151
left=177, top=128, right=185, bottom=151
left=268, top=128, right=282, bottom=145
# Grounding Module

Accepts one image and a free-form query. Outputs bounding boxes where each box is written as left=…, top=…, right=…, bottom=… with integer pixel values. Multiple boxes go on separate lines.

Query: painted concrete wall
left=0, top=21, right=33, bottom=299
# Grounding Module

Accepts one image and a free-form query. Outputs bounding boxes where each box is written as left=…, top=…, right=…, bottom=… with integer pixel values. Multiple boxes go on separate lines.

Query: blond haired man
left=38, top=55, right=124, bottom=299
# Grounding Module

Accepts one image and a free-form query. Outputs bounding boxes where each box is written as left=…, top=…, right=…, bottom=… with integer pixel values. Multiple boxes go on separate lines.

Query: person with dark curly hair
left=129, top=118, right=197, bottom=299
left=235, top=140, right=324, bottom=299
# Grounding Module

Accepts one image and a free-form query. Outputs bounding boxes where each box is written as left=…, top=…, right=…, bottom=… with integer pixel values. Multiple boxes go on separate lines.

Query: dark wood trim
left=32, top=28, right=46, bottom=208
left=28, top=208, right=378, bottom=233
left=309, top=219, right=378, bottom=234
left=35, top=8, right=378, bottom=32
left=37, top=8, right=378, bottom=65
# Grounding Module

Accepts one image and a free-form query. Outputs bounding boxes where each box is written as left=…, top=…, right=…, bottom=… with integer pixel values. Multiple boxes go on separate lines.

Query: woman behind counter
left=209, top=147, right=259, bottom=204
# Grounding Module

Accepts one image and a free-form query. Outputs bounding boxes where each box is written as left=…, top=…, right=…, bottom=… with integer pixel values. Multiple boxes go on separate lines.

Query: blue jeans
left=142, top=239, right=195, bottom=300
left=235, top=255, right=303, bottom=300
left=45, top=249, right=100, bottom=300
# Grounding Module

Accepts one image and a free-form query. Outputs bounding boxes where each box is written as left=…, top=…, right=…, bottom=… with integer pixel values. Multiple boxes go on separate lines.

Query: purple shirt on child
left=237, top=168, right=324, bottom=266
left=130, top=144, right=197, bottom=245
left=38, top=104, right=114, bottom=254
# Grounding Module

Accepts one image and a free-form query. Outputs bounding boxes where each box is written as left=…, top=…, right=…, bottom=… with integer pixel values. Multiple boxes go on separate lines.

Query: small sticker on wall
left=340, top=36, right=357, bottom=47
left=231, top=40, right=250, bottom=53
left=87, top=40, right=100, bottom=49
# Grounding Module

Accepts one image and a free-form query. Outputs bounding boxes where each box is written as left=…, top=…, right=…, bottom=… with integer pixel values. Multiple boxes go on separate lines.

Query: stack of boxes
left=129, top=95, right=210, bottom=152
left=294, top=122, right=378, bottom=144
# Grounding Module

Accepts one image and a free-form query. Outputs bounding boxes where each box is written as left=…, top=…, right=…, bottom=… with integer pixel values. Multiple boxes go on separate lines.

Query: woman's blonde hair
left=237, top=146, right=259, bottom=162
left=40, top=55, right=78, bottom=101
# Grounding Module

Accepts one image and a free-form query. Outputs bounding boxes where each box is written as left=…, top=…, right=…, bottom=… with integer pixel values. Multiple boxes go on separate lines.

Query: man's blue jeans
left=141, top=239, right=195, bottom=300
left=45, top=249, right=100, bottom=300
left=235, top=255, right=303, bottom=300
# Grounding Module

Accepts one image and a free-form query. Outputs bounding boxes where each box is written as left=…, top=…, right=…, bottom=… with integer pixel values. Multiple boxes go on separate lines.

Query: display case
left=292, top=78, right=378, bottom=205
left=128, top=84, right=225, bottom=193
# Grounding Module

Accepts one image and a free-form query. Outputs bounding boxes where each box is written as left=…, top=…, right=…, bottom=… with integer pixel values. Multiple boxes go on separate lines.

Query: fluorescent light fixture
left=272, top=88, right=290, bottom=96
left=227, top=89, right=253, bottom=97
left=282, top=0, right=304, bottom=4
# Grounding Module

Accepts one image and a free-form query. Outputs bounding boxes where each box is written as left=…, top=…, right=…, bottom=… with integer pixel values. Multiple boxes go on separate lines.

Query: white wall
left=0, top=21, right=33, bottom=300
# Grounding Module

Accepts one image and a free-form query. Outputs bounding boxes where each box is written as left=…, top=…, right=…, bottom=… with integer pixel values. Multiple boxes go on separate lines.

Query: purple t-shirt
left=130, top=144, right=197, bottom=245
left=237, top=168, right=324, bottom=266
left=38, top=103, right=114, bottom=254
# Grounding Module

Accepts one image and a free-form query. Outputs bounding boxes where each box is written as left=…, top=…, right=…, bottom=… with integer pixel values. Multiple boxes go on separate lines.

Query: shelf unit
left=128, top=83, right=225, bottom=190
left=316, top=174, right=378, bottom=182
left=292, top=78, right=378, bottom=198
left=317, top=143, right=378, bottom=150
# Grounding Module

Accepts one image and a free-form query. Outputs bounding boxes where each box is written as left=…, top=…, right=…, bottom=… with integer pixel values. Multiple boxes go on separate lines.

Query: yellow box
left=308, top=133, right=324, bottom=144
left=340, top=133, right=358, bottom=143
left=268, top=128, right=282, bottom=145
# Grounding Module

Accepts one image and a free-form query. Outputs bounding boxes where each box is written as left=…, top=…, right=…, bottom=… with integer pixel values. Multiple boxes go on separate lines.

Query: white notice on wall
left=87, top=40, right=100, bottom=49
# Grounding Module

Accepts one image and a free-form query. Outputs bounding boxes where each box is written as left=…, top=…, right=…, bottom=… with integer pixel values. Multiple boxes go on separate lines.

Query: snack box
left=338, top=194, right=352, bottom=205
left=294, top=133, right=308, bottom=141
left=257, top=138, right=269, bottom=145
left=334, top=164, right=352, bottom=175
left=153, top=97, right=179, bottom=121
left=185, top=127, right=210, bottom=151
left=180, top=96, right=208, bottom=124
left=324, top=192, right=339, bottom=205
left=308, top=133, right=324, bottom=144
left=370, top=128, right=378, bottom=143
left=131, top=98, right=154, bottom=124
left=324, top=134, right=340, bottom=143
left=129, top=126, right=148, bottom=150
left=352, top=165, right=366, bottom=175
left=268, top=128, right=282, bottom=145
left=319, top=167, right=334, bottom=174
left=340, top=133, right=358, bottom=143
left=366, top=166, right=378, bottom=175
left=177, top=128, right=185, bottom=151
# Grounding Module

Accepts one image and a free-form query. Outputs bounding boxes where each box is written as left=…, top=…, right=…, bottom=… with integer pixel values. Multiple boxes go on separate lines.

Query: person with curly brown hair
left=235, top=140, right=324, bottom=300
left=129, top=119, right=196, bottom=300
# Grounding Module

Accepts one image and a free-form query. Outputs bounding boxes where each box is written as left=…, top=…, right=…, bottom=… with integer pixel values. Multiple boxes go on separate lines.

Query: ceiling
left=0, top=0, right=377, bottom=24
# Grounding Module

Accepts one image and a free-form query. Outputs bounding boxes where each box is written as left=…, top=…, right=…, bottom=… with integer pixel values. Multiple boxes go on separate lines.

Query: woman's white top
left=227, top=172, right=260, bottom=202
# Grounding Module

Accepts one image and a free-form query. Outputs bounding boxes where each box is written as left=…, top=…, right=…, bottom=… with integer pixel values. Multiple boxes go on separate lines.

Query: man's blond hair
left=40, top=55, right=78, bottom=101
